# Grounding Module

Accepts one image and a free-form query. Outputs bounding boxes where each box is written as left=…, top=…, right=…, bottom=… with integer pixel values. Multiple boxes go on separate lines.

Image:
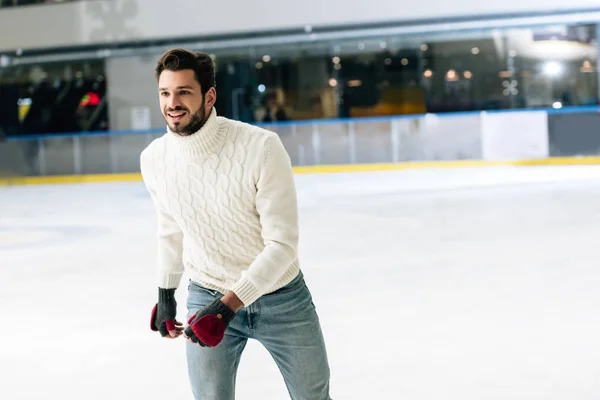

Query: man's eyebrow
left=158, top=85, right=195, bottom=91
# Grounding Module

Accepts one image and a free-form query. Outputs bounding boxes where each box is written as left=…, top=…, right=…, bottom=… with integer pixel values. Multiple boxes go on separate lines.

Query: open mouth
left=167, top=111, right=187, bottom=122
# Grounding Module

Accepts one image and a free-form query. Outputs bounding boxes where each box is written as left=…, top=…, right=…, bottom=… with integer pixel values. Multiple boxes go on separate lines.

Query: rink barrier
left=2, top=105, right=600, bottom=186
left=3, top=156, right=600, bottom=186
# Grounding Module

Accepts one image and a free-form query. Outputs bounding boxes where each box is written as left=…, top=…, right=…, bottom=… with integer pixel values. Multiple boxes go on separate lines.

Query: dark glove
left=185, top=298, right=236, bottom=347
left=150, top=288, right=179, bottom=337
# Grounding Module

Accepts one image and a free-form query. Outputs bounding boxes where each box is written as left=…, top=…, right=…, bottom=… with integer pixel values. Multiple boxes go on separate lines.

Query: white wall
left=2, top=0, right=600, bottom=52
left=105, top=54, right=165, bottom=131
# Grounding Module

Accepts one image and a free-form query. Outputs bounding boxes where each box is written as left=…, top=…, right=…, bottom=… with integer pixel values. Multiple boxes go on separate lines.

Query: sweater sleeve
left=230, top=133, right=299, bottom=305
left=140, top=149, right=185, bottom=289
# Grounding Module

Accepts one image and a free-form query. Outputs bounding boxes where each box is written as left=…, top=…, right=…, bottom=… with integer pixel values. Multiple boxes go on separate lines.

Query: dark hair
left=155, top=48, right=215, bottom=95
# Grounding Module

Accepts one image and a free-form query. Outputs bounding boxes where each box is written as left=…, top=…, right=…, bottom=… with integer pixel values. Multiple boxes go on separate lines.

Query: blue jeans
left=185, top=271, right=332, bottom=400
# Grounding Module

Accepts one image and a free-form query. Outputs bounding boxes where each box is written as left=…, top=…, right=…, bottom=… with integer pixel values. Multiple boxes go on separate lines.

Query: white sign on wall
left=481, top=110, right=550, bottom=160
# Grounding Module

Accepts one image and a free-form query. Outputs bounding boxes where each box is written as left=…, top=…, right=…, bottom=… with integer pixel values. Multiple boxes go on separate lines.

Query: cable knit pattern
left=140, top=108, right=300, bottom=306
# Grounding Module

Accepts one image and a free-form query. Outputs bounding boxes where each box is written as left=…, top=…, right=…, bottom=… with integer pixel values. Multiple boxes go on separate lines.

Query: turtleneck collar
left=165, top=107, right=228, bottom=156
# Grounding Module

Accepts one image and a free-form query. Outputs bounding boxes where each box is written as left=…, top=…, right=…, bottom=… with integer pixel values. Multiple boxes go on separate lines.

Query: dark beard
left=167, top=97, right=208, bottom=136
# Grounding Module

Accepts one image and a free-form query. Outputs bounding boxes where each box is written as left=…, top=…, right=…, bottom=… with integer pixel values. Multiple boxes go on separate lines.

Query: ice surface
left=1, top=165, right=600, bottom=399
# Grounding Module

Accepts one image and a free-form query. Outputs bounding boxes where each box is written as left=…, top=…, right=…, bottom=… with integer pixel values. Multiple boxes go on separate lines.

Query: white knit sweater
left=140, top=108, right=300, bottom=306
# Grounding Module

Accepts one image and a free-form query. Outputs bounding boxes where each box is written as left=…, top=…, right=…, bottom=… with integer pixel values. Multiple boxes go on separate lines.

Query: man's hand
left=220, top=291, right=244, bottom=313
left=183, top=292, right=242, bottom=347
left=150, top=288, right=184, bottom=338
left=155, top=316, right=184, bottom=339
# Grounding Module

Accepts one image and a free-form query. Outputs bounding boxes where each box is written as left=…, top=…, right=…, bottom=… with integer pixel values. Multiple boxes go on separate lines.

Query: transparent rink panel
left=396, top=115, right=482, bottom=162
left=278, top=124, right=317, bottom=166
left=353, top=120, right=394, bottom=164
left=415, top=114, right=483, bottom=161
left=80, top=135, right=112, bottom=175
left=394, top=118, right=425, bottom=162
left=317, top=123, right=352, bottom=165
left=0, top=140, right=40, bottom=176
left=42, top=137, right=76, bottom=176
left=112, top=134, right=154, bottom=173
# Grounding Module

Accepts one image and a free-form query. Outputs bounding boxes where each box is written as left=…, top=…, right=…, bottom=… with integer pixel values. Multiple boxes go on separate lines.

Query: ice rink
left=1, top=165, right=600, bottom=400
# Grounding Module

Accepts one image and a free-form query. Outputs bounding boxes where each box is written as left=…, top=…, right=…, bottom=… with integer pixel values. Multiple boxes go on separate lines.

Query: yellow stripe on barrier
left=293, top=156, right=600, bottom=173
left=0, top=173, right=143, bottom=186
left=512, top=156, right=600, bottom=166
left=292, top=160, right=507, bottom=173
left=2, top=156, right=600, bottom=186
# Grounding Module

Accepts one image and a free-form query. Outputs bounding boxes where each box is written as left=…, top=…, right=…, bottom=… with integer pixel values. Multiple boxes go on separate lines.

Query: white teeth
left=168, top=112, right=185, bottom=117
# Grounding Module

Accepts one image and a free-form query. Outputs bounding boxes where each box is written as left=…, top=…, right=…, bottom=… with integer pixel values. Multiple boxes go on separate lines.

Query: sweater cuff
left=231, top=278, right=260, bottom=307
left=159, top=272, right=183, bottom=289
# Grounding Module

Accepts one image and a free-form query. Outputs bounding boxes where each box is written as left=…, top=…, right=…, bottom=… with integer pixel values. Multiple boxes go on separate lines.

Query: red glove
left=150, top=288, right=181, bottom=337
left=184, top=298, right=237, bottom=347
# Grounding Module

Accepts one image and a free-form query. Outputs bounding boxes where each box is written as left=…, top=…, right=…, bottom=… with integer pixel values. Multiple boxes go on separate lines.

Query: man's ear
left=205, top=87, right=217, bottom=109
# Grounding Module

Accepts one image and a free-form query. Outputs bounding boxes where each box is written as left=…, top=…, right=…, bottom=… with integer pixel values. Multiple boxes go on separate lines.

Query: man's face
left=158, top=69, right=212, bottom=135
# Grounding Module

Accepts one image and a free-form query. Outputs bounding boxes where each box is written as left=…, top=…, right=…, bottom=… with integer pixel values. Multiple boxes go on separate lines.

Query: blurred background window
left=0, top=60, right=107, bottom=136
left=209, top=23, right=597, bottom=123
left=0, top=20, right=597, bottom=134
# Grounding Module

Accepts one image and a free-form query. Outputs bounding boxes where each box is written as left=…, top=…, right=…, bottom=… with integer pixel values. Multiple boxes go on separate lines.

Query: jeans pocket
left=188, top=280, right=219, bottom=297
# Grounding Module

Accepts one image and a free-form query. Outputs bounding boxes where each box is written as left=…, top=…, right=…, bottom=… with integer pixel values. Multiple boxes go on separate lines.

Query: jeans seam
left=251, top=301, right=261, bottom=332
left=231, top=338, right=246, bottom=383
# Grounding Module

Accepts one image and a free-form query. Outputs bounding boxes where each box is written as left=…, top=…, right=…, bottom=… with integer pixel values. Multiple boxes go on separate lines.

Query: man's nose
left=167, top=95, right=181, bottom=109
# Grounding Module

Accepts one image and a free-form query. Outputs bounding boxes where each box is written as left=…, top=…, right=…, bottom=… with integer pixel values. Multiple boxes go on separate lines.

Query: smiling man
left=159, top=75, right=208, bottom=134
left=140, top=48, right=332, bottom=400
